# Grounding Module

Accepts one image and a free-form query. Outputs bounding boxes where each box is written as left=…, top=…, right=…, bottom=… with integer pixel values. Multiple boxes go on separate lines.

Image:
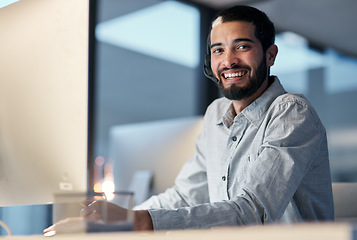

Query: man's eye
left=212, top=48, right=223, bottom=54
left=237, top=45, right=250, bottom=51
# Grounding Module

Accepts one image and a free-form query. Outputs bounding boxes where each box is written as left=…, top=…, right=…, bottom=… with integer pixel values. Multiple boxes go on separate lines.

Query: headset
left=203, top=35, right=219, bottom=83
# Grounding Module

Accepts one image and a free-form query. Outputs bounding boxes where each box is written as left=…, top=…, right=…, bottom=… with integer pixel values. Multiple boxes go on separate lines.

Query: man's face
left=210, top=21, right=269, bottom=100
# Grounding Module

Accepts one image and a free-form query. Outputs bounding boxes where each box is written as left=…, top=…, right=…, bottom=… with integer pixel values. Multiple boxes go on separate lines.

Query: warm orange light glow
left=93, top=159, right=115, bottom=200
left=93, top=182, right=102, bottom=193
left=102, top=179, right=115, bottom=200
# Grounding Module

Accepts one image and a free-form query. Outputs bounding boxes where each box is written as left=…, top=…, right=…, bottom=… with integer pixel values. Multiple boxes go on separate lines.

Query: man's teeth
left=224, top=72, right=245, bottom=79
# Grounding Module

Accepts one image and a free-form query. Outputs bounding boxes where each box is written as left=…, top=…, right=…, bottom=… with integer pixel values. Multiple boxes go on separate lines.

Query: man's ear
left=266, top=44, right=278, bottom=67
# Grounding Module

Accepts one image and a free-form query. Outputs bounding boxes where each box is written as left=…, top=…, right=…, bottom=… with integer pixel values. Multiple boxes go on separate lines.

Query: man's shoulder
left=270, top=92, right=323, bottom=126
left=265, top=76, right=313, bottom=110
left=202, top=97, right=231, bottom=123
left=273, top=93, right=313, bottom=109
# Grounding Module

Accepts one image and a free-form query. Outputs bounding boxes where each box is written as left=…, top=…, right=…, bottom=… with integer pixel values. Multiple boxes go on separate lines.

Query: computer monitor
left=0, top=0, right=91, bottom=206
left=109, top=116, right=203, bottom=205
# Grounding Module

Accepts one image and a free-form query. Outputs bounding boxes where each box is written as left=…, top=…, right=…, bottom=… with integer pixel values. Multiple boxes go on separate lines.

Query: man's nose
left=223, top=51, right=239, bottom=68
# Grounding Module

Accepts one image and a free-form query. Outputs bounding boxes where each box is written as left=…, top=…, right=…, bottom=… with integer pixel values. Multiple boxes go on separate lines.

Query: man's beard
left=217, top=56, right=267, bottom=101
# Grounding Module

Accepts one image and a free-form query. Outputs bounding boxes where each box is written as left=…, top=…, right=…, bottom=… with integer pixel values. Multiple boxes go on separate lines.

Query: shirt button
left=232, top=136, right=237, bottom=141
left=222, top=176, right=226, bottom=181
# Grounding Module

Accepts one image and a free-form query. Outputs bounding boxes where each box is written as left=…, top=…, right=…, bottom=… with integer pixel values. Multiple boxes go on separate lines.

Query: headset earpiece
left=203, top=35, right=218, bottom=83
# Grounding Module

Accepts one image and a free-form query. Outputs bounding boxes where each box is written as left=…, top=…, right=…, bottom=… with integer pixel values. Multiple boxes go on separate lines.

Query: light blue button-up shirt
left=137, top=77, right=334, bottom=230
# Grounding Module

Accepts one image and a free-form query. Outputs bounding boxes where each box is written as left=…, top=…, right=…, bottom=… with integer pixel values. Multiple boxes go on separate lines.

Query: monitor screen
left=0, top=0, right=90, bottom=206
left=109, top=116, right=203, bottom=205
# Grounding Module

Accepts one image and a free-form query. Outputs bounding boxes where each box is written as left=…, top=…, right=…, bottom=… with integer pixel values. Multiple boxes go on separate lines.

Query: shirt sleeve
left=148, top=97, right=329, bottom=230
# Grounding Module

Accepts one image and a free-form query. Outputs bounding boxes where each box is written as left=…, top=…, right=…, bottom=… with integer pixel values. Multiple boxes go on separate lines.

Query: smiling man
left=211, top=20, right=274, bottom=112
left=45, top=5, right=334, bottom=234
left=132, top=5, right=334, bottom=229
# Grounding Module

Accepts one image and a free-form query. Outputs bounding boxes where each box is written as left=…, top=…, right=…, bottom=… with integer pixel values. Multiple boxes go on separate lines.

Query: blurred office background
left=1, top=0, right=357, bottom=236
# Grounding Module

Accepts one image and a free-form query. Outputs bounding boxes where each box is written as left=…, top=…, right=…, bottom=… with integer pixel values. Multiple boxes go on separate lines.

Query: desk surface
left=3, top=222, right=356, bottom=240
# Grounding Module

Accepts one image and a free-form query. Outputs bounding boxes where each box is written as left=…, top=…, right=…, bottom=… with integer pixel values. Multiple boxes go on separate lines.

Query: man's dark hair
left=212, top=5, right=275, bottom=52
left=203, top=5, right=275, bottom=82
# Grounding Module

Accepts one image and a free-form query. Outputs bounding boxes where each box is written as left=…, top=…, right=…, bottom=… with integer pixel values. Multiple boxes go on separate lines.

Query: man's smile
left=222, top=69, right=248, bottom=79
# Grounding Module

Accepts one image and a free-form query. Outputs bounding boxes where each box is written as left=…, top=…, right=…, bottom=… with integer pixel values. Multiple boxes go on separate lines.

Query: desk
left=3, top=223, right=357, bottom=240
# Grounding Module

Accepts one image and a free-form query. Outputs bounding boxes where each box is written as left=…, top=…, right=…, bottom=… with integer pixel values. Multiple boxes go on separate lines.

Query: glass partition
left=92, top=0, right=201, bottom=192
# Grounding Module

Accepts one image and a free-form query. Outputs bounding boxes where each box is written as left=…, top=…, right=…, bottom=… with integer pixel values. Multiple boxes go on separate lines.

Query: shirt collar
left=218, top=76, right=287, bottom=128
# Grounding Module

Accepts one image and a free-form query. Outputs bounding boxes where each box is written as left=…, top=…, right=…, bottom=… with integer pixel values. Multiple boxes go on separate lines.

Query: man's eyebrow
left=234, top=38, right=254, bottom=43
left=210, top=38, right=254, bottom=49
left=210, top=43, right=222, bottom=49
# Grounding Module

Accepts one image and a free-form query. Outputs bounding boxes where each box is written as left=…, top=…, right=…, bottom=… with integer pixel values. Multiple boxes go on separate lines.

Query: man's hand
left=80, top=200, right=129, bottom=222
left=80, top=200, right=153, bottom=230
left=43, top=200, right=153, bottom=235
